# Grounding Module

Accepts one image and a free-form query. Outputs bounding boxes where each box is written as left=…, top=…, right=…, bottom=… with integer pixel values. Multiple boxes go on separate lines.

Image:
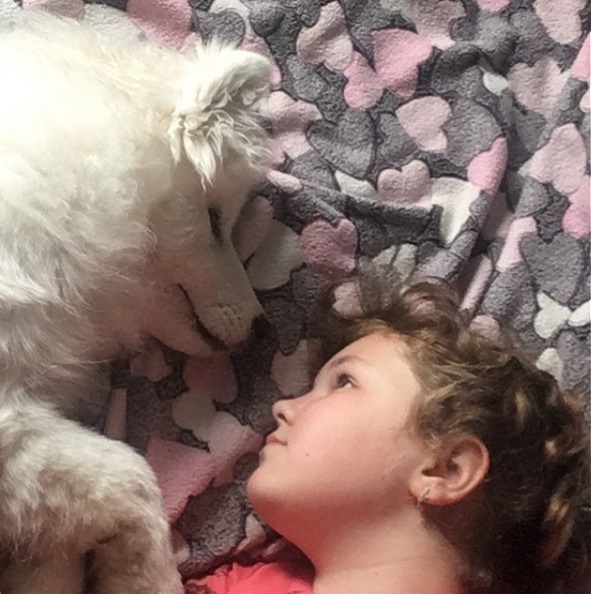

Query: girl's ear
left=410, top=434, right=489, bottom=506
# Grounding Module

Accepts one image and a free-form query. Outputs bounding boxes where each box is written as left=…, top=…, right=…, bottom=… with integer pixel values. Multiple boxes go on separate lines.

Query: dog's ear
left=168, top=44, right=271, bottom=186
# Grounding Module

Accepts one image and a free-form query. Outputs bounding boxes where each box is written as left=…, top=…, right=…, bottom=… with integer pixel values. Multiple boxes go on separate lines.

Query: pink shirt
left=184, top=562, right=314, bottom=594
left=184, top=561, right=479, bottom=594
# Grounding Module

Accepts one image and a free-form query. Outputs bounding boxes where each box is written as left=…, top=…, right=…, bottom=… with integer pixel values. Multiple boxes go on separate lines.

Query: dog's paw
left=88, top=453, right=181, bottom=594
left=0, top=413, right=180, bottom=594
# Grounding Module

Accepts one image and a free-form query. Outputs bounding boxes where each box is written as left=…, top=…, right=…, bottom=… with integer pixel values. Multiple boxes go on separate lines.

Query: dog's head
left=156, top=45, right=272, bottom=353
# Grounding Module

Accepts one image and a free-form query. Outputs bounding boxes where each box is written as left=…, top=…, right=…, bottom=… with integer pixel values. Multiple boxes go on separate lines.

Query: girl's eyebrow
left=323, top=353, right=369, bottom=372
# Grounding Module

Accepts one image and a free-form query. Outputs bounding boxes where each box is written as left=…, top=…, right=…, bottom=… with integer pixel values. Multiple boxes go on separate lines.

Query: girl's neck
left=289, top=510, right=465, bottom=594
left=313, top=560, right=462, bottom=594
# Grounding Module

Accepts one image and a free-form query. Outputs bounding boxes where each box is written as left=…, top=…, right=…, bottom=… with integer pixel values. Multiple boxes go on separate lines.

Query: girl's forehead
left=341, top=331, right=411, bottom=357
left=324, top=333, right=414, bottom=375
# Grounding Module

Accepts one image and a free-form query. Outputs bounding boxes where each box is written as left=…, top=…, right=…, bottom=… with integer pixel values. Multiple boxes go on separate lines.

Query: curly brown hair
left=320, top=279, right=590, bottom=594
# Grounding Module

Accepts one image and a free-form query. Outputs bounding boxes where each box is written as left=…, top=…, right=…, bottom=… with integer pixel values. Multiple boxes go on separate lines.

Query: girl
left=185, top=281, right=590, bottom=594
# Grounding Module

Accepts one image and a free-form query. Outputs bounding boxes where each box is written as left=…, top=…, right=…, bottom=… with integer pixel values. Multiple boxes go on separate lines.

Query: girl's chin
left=246, top=473, right=286, bottom=517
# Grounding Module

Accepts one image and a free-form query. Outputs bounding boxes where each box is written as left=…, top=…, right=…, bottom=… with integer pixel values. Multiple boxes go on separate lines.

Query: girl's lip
left=265, top=433, right=285, bottom=446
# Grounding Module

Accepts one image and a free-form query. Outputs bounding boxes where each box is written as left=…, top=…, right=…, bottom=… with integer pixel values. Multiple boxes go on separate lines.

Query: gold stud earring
left=417, top=488, right=431, bottom=507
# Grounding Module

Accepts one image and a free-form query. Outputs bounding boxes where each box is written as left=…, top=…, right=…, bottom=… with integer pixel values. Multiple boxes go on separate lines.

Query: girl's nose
left=272, top=398, right=291, bottom=425
left=272, top=391, right=311, bottom=425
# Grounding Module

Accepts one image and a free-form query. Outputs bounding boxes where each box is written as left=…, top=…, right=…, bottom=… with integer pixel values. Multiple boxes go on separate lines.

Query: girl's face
left=247, top=332, right=428, bottom=525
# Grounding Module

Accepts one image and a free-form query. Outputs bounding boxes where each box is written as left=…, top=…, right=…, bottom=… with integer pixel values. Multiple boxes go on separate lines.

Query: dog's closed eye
left=208, top=208, right=222, bottom=243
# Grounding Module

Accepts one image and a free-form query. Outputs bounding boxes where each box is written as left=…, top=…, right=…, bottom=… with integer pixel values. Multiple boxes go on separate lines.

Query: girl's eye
left=335, top=373, right=354, bottom=389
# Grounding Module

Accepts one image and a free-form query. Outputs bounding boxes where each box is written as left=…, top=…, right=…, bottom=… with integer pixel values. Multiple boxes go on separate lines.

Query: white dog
left=0, top=11, right=271, bottom=594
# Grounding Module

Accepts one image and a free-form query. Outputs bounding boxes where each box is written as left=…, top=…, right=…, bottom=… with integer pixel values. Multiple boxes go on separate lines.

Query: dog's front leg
left=0, top=401, right=181, bottom=594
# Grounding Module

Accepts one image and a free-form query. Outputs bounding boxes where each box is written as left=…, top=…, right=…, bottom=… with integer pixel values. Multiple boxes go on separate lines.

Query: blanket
left=1, top=0, right=589, bottom=580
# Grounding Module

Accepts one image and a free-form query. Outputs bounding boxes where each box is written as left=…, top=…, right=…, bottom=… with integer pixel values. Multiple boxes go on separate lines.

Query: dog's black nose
left=251, top=314, right=273, bottom=342
left=231, top=315, right=274, bottom=353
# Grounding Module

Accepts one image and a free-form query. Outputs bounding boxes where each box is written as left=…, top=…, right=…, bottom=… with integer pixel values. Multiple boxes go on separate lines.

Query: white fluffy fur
left=0, top=11, right=271, bottom=593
